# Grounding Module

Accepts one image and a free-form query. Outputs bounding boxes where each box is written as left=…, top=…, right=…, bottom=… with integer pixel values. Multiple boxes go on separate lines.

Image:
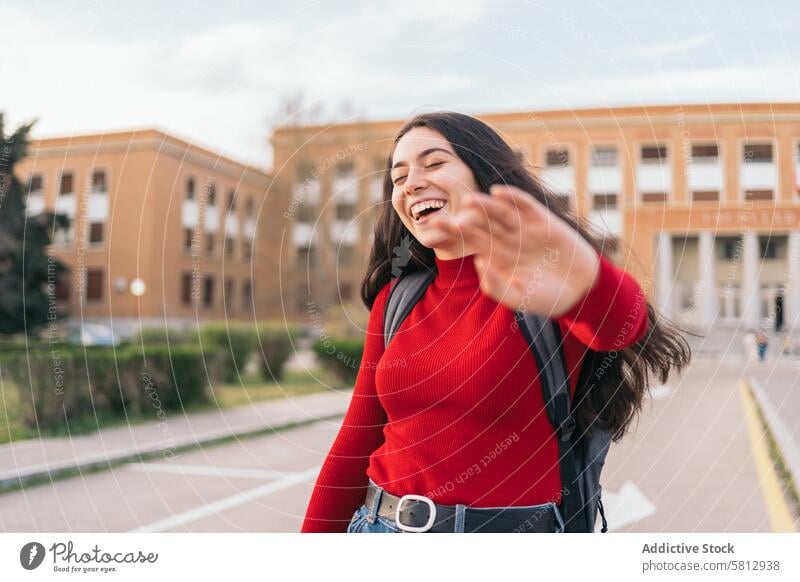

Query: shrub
left=199, top=323, right=259, bottom=383
left=312, top=337, right=364, bottom=384
left=0, top=345, right=209, bottom=430
left=256, top=324, right=298, bottom=382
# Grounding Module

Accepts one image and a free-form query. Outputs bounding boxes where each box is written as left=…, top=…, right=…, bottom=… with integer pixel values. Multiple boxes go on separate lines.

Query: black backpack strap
left=383, top=270, right=436, bottom=349
left=515, top=311, right=589, bottom=533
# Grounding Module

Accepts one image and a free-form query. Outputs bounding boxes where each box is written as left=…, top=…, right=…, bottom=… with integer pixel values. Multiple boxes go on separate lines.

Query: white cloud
left=627, top=32, right=714, bottom=60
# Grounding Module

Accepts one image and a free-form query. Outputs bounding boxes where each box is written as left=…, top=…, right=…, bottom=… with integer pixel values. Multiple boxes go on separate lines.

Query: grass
left=0, top=367, right=347, bottom=446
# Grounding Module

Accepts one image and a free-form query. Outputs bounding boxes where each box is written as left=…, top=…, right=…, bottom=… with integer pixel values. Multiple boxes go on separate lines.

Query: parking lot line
left=128, top=465, right=320, bottom=533
left=125, top=462, right=310, bottom=481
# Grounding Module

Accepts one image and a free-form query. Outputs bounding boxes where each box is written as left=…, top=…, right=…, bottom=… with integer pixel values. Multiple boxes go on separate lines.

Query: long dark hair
left=360, top=111, right=692, bottom=441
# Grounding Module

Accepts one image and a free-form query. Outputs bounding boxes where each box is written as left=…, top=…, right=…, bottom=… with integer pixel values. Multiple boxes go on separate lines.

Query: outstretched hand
left=428, top=185, right=601, bottom=317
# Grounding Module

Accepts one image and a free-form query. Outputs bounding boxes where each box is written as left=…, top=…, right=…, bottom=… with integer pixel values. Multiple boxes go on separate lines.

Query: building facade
left=272, top=103, right=800, bottom=333
left=17, top=129, right=281, bottom=337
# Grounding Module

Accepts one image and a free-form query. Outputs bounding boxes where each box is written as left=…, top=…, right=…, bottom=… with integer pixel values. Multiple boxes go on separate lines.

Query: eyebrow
left=391, top=147, right=453, bottom=171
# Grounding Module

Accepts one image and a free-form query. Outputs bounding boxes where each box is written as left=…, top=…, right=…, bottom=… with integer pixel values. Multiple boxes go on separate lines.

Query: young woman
left=301, top=111, right=690, bottom=533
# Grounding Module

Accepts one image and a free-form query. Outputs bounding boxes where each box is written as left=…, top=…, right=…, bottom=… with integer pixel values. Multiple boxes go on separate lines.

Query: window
left=28, top=174, right=43, bottom=194
left=245, top=198, right=254, bottom=218
left=243, top=240, right=252, bottom=260
left=297, top=203, right=316, bottom=223
left=591, top=146, right=617, bottom=167
left=225, top=238, right=235, bottom=258
left=54, top=271, right=70, bottom=301
left=224, top=278, right=234, bottom=309
left=297, top=245, right=316, bottom=267
left=183, top=228, right=193, bottom=251
left=744, top=189, right=773, bottom=201
left=227, top=189, right=236, bottom=212
left=719, top=238, right=740, bottom=261
left=641, top=145, right=667, bottom=164
left=203, top=276, right=214, bottom=307
left=743, top=144, right=773, bottom=163
left=91, top=170, right=107, bottom=193
left=337, top=160, right=355, bottom=177
left=336, top=203, right=356, bottom=220
left=340, top=283, right=354, bottom=302
left=593, top=193, right=617, bottom=210
left=186, top=177, right=196, bottom=201
left=206, top=234, right=215, bottom=256
left=641, top=192, right=667, bottom=204
left=89, top=222, right=104, bottom=244
left=181, top=273, right=193, bottom=305
left=86, top=269, right=103, bottom=301
left=545, top=148, right=569, bottom=167
left=692, top=191, right=719, bottom=202
left=242, top=280, right=252, bottom=309
left=760, top=237, right=783, bottom=260
left=206, top=181, right=217, bottom=206
left=60, top=172, right=74, bottom=195
left=691, top=144, right=719, bottom=162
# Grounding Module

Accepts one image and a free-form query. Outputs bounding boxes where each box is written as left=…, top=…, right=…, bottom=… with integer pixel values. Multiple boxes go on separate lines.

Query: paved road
left=0, top=359, right=791, bottom=533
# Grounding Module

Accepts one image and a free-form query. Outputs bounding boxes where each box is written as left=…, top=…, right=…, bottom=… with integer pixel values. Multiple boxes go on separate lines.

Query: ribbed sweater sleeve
left=556, top=253, right=649, bottom=351
left=300, top=283, right=391, bottom=533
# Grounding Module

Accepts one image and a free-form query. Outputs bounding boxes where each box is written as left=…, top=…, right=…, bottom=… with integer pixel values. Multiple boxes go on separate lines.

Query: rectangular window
left=297, top=204, right=316, bottom=223
left=245, top=198, right=254, bottom=218
left=760, top=238, right=783, bottom=260
left=692, top=191, right=719, bottom=202
left=186, top=177, right=196, bottom=201
left=743, top=143, right=773, bottom=163
left=545, top=148, right=569, bottom=167
left=181, top=273, right=193, bottom=305
left=206, top=234, right=214, bottom=255
left=591, top=146, right=617, bottom=167
left=225, top=238, right=235, bottom=257
left=54, top=270, right=70, bottom=301
left=593, top=193, right=618, bottom=210
left=28, top=174, right=44, bottom=194
left=86, top=269, right=103, bottom=301
left=224, top=278, right=234, bottom=309
left=243, top=241, right=252, bottom=260
left=641, top=192, right=667, bottom=203
left=60, top=172, right=74, bottom=195
left=297, top=245, right=316, bottom=267
left=206, top=181, right=217, bottom=206
left=89, top=222, right=104, bottom=243
left=744, top=189, right=773, bottom=201
left=183, top=228, right=193, bottom=251
left=242, top=280, right=252, bottom=308
left=336, top=203, right=356, bottom=220
left=91, top=170, right=107, bottom=193
left=691, top=144, right=719, bottom=162
left=203, top=276, right=214, bottom=307
left=340, top=283, right=353, bottom=302
left=719, top=238, right=740, bottom=260
left=641, top=145, right=667, bottom=164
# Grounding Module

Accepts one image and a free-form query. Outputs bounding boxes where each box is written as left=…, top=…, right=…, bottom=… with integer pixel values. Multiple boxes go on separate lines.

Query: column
left=697, top=231, right=718, bottom=330
left=786, top=231, right=800, bottom=333
left=740, top=231, right=760, bottom=329
left=656, top=232, right=673, bottom=319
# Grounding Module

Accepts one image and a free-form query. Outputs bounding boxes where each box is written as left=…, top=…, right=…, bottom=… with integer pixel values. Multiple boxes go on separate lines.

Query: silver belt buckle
left=395, top=494, right=437, bottom=533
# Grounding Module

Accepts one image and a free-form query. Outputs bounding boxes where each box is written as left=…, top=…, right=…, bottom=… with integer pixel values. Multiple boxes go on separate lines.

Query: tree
left=0, top=114, right=66, bottom=335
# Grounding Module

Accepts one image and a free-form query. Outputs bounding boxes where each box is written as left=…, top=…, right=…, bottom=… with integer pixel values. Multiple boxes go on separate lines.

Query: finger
left=489, top=184, right=547, bottom=221
left=463, top=192, right=521, bottom=232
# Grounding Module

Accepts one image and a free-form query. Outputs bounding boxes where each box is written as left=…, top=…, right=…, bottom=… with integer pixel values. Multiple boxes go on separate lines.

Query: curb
left=0, top=411, right=345, bottom=493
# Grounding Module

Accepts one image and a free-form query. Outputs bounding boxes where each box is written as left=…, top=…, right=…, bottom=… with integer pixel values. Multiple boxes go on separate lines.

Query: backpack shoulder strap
left=515, top=311, right=588, bottom=533
left=383, top=269, right=436, bottom=349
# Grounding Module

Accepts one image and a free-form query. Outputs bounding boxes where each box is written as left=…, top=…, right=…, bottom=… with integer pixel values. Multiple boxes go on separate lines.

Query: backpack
left=383, top=269, right=611, bottom=533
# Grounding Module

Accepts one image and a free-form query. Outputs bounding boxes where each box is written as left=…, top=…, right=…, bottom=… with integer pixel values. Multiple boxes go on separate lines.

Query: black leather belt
left=364, top=481, right=561, bottom=533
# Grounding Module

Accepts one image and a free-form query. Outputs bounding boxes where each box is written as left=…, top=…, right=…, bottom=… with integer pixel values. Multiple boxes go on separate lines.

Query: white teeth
left=410, top=199, right=447, bottom=220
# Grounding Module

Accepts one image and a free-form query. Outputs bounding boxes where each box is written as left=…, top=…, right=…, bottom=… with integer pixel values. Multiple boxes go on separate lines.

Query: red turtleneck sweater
left=301, top=252, right=648, bottom=532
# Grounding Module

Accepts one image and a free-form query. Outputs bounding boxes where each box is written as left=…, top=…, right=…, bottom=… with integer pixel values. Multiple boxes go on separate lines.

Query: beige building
left=17, top=129, right=281, bottom=337
left=272, top=103, right=800, bottom=333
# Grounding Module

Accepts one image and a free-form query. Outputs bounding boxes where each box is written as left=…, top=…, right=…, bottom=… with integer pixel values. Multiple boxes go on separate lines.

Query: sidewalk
left=0, top=388, right=351, bottom=492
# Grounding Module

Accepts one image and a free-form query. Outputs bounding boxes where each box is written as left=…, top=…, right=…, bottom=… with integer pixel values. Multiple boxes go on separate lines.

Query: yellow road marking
left=739, top=380, right=797, bottom=532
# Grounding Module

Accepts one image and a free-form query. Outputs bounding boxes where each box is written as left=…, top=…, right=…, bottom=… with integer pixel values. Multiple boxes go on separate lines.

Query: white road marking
left=125, top=462, right=309, bottom=481
left=128, top=465, right=320, bottom=533
left=598, top=481, right=657, bottom=531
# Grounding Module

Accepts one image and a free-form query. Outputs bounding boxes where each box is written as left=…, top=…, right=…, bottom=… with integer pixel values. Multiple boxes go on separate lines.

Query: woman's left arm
left=429, top=184, right=648, bottom=350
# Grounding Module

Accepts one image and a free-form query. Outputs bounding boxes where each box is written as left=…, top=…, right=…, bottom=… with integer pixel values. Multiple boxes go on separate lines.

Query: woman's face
left=390, top=126, right=481, bottom=258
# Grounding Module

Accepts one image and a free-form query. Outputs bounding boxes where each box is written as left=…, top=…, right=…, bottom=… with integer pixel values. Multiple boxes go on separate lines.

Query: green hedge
left=0, top=345, right=209, bottom=430
left=312, top=337, right=364, bottom=384
left=133, top=323, right=297, bottom=384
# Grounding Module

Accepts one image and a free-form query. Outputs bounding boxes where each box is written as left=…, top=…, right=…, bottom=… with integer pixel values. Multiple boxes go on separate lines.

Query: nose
left=403, top=167, right=428, bottom=196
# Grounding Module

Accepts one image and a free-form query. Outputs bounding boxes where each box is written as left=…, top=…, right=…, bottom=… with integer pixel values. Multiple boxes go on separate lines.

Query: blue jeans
left=346, top=478, right=564, bottom=533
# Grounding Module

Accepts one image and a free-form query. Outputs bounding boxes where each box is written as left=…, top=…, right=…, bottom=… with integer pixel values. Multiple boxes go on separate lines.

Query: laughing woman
left=301, top=112, right=690, bottom=534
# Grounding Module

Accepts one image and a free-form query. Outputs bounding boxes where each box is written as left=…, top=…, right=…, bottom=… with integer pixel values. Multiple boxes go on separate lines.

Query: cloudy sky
left=2, top=0, right=799, bottom=167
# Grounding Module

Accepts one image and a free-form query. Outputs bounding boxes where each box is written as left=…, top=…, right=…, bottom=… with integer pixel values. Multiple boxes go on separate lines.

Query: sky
left=2, top=0, right=799, bottom=168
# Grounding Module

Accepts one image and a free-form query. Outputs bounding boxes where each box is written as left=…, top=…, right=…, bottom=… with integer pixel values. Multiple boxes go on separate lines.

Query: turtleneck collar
left=433, top=253, right=480, bottom=288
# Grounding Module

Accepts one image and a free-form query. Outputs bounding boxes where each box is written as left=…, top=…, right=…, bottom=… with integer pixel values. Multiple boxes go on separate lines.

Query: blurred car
left=66, top=323, right=120, bottom=347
